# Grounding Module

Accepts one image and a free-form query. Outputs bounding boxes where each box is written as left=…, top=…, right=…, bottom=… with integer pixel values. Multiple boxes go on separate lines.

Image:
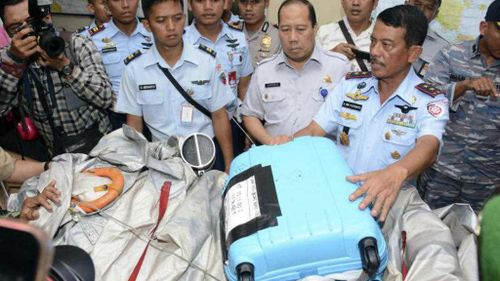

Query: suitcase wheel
left=358, top=237, right=381, bottom=276
left=237, top=262, right=255, bottom=281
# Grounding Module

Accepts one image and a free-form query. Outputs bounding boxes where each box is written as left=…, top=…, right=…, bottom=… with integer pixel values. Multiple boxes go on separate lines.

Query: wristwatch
left=60, top=62, right=74, bottom=77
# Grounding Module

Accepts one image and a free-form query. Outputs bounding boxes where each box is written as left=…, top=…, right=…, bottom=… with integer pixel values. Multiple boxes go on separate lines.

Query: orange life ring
left=71, top=167, right=124, bottom=213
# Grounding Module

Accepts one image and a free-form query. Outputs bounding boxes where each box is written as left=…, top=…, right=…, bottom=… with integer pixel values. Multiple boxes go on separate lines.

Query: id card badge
left=181, top=104, right=194, bottom=125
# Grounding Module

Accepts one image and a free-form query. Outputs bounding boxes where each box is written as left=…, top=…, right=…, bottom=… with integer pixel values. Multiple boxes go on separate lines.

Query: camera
left=28, top=0, right=65, bottom=58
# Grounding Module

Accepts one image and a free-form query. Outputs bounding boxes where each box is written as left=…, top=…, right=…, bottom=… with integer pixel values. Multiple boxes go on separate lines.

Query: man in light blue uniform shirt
left=117, top=0, right=234, bottom=172
left=184, top=0, right=254, bottom=156
left=88, top=0, right=153, bottom=130
left=294, top=5, right=449, bottom=222
left=77, top=0, right=111, bottom=35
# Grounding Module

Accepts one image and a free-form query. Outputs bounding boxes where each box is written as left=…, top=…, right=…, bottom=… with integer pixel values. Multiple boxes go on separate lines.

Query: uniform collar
left=342, top=16, right=375, bottom=36
left=107, top=18, right=149, bottom=38
left=276, top=45, right=322, bottom=69
left=389, top=67, right=422, bottom=104
left=359, top=67, right=421, bottom=105
left=185, top=21, right=234, bottom=44
left=469, top=36, right=482, bottom=59
left=145, top=41, right=198, bottom=69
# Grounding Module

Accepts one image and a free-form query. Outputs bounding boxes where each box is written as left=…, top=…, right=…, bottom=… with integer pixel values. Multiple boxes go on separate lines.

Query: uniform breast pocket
left=262, top=89, right=288, bottom=124
left=181, top=86, right=213, bottom=128
left=381, top=124, right=417, bottom=165
left=101, top=52, right=122, bottom=78
left=336, top=109, right=363, bottom=146
left=191, top=86, right=213, bottom=109
left=136, top=90, right=167, bottom=126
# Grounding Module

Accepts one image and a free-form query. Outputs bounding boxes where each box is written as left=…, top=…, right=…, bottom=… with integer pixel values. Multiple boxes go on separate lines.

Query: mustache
left=371, top=57, right=384, bottom=66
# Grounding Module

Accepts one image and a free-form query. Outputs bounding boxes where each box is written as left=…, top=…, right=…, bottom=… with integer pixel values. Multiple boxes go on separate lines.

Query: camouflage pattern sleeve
left=424, top=48, right=456, bottom=106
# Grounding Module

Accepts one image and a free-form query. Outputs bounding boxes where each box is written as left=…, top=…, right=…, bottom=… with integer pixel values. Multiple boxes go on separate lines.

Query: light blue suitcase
left=221, top=136, right=387, bottom=281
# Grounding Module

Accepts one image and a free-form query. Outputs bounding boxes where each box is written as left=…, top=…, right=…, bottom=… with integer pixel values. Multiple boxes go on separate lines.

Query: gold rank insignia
left=261, top=35, right=272, bottom=51
left=415, top=83, right=442, bottom=97
left=391, top=151, right=401, bottom=160
left=123, top=50, right=142, bottom=65
left=384, top=131, right=391, bottom=140
left=346, top=90, right=369, bottom=101
left=102, top=37, right=112, bottom=43
left=323, top=75, right=332, bottom=83
left=88, top=24, right=105, bottom=36
left=340, top=132, right=350, bottom=146
left=340, top=111, right=357, bottom=121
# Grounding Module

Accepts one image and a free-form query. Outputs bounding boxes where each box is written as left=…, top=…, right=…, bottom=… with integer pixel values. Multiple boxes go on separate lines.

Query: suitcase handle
left=237, top=263, right=254, bottom=281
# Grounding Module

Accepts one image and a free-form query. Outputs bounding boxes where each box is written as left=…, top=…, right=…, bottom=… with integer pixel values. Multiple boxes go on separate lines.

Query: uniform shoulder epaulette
left=415, top=83, right=442, bottom=97
left=124, top=50, right=142, bottom=65
left=76, top=26, right=88, bottom=34
left=227, top=21, right=244, bottom=31
left=256, top=53, right=279, bottom=66
left=88, top=24, right=105, bottom=36
left=198, top=44, right=217, bottom=58
left=261, top=21, right=269, bottom=33
left=345, top=71, right=372, bottom=80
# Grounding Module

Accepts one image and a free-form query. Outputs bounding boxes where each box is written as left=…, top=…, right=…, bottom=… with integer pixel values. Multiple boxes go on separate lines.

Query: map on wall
left=376, top=0, right=491, bottom=44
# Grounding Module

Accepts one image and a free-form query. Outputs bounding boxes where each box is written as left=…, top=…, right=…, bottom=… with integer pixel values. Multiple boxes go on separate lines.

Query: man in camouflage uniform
left=418, top=0, right=500, bottom=212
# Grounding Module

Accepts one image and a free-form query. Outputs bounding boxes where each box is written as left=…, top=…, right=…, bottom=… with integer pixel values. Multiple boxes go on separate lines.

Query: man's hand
left=346, top=165, right=408, bottom=222
left=331, top=43, right=356, bottom=60
left=37, top=49, right=71, bottom=72
left=268, top=135, right=292, bottom=145
left=467, top=77, right=499, bottom=100
left=20, top=180, right=61, bottom=221
left=8, top=26, right=38, bottom=61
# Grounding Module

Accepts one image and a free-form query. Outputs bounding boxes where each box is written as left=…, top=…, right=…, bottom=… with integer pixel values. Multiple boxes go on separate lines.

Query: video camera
left=27, top=0, right=65, bottom=58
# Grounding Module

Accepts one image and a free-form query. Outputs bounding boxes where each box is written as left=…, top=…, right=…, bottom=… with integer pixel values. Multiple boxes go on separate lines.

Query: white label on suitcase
left=224, top=176, right=261, bottom=237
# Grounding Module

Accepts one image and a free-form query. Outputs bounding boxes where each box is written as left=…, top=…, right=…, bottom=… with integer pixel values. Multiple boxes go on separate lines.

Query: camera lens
left=39, top=32, right=65, bottom=58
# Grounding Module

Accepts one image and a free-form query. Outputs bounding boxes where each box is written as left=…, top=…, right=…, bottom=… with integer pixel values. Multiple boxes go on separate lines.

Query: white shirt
left=316, top=17, right=375, bottom=71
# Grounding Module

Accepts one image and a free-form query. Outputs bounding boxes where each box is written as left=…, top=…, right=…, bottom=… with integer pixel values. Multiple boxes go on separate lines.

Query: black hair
left=377, top=5, right=428, bottom=46
left=277, top=0, right=317, bottom=27
left=0, top=0, right=25, bottom=23
left=142, top=0, right=184, bottom=19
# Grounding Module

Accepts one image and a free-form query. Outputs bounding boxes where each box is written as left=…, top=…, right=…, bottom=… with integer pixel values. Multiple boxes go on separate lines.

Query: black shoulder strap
left=157, top=63, right=212, bottom=120
left=338, top=20, right=369, bottom=72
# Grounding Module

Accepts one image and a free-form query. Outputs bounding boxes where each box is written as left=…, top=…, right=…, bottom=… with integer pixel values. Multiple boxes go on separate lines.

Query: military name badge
left=139, top=84, right=156, bottom=91
left=340, top=132, right=350, bottom=146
